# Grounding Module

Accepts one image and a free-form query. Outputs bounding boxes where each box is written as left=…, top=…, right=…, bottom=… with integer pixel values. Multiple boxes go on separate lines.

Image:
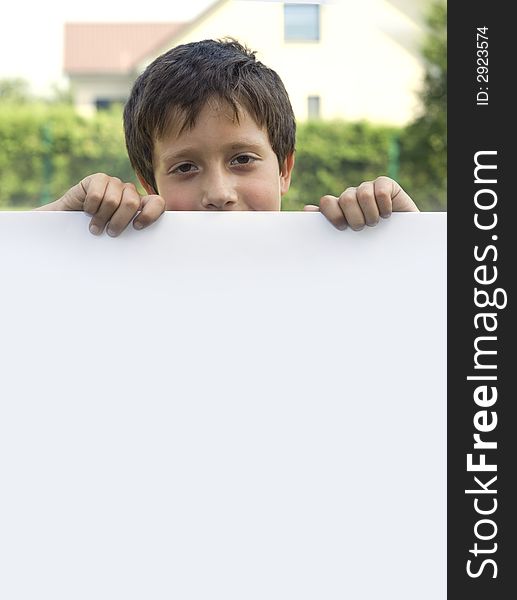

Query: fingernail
left=107, top=227, right=117, bottom=237
left=89, top=224, right=100, bottom=235
left=133, top=221, right=143, bottom=230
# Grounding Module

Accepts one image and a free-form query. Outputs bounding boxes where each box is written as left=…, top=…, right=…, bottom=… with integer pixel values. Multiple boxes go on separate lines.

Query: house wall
left=70, top=74, right=136, bottom=117
left=141, top=0, right=430, bottom=125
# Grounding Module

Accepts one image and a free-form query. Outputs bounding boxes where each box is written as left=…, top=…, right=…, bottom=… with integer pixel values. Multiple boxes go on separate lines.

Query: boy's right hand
left=36, top=173, right=166, bottom=237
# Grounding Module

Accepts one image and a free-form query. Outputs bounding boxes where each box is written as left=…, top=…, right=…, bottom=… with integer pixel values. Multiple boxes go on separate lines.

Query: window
left=284, top=3, right=320, bottom=42
left=307, top=95, right=321, bottom=119
left=95, top=98, right=126, bottom=111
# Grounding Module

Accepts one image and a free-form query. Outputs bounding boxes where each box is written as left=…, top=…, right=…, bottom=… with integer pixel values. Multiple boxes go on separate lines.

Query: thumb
left=303, top=204, right=320, bottom=212
left=391, top=185, right=419, bottom=213
left=56, top=176, right=92, bottom=211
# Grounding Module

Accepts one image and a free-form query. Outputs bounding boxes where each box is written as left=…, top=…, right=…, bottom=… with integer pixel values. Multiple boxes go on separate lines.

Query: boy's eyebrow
left=227, top=140, right=265, bottom=151
left=159, top=140, right=266, bottom=162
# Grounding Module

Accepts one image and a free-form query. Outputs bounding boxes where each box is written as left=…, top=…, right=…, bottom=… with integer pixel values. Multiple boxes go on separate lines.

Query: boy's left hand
left=303, top=176, right=419, bottom=230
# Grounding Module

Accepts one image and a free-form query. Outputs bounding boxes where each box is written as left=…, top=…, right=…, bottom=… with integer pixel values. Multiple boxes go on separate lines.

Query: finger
left=133, top=194, right=166, bottom=230
left=372, top=176, right=419, bottom=216
left=338, top=187, right=365, bottom=231
left=370, top=176, right=394, bottom=218
left=319, top=195, right=348, bottom=230
left=373, top=177, right=395, bottom=219
left=303, top=204, right=320, bottom=212
left=104, top=183, right=143, bottom=237
left=356, top=181, right=380, bottom=226
left=88, top=177, right=124, bottom=235
left=82, top=173, right=110, bottom=215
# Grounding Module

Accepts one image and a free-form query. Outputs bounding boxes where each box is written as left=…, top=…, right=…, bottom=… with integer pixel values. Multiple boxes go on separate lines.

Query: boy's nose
left=201, top=172, right=238, bottom=210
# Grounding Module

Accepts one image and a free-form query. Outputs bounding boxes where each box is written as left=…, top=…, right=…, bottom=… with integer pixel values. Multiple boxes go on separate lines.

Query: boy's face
left=139, top=100, right=294, bottom=211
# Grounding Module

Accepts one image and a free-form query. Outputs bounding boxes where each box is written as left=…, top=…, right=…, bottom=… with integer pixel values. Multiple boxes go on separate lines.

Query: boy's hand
left=303, top=176, right=419, bottom=230
left=36, top=173, right=166, bottom=236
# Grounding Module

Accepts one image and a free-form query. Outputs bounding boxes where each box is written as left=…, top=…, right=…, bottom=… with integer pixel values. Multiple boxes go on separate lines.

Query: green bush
left=397, top=0, right=447, bottom=211
left=0, top=103, right=136, bottom=208
left=284, top=120, right=401, bottom=210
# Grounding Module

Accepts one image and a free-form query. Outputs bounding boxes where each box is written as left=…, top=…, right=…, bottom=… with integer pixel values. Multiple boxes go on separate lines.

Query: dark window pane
left=95, top=98, right=125, bottom=111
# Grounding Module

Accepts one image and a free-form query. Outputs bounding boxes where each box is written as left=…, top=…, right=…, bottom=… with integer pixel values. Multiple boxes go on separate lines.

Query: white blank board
left=0, top=212, right=446, bottom=599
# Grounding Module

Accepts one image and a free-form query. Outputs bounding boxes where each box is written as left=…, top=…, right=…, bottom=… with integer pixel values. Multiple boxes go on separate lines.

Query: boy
left=37, top=39, right=418, bottom=234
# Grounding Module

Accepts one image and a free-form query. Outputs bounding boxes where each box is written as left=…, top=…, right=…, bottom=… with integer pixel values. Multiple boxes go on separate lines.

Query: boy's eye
left=231, top=155, right=255, bottom=166
left=172, top=163, right=196, bottom=174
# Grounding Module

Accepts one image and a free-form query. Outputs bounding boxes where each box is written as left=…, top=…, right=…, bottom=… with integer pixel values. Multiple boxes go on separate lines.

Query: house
left=64, top=0, right=433, bottom=124
left=64, top=22, right=185, bottom=115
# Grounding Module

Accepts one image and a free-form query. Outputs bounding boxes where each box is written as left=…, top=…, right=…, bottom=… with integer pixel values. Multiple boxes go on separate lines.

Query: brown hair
left=123, top=39, right=296, bottom=192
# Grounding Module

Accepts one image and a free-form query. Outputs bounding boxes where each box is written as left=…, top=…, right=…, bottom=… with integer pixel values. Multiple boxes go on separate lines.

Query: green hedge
left=0, top=103, right=136, bottom=208
left=0, top=103, right=445, bottom=211
left=286, top=120, right=399, bottom=210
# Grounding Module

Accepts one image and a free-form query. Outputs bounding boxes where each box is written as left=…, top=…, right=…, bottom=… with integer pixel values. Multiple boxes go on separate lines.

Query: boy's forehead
left=159, top=97, right=262, bottom=142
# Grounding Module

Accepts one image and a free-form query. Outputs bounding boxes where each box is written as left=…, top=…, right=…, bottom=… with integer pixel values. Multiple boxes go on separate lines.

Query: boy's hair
left=123, top=39, right=296, bottom=192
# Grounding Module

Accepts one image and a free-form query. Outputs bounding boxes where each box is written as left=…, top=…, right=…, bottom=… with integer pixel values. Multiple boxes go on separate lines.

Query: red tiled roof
left=64, top=23, right=186, bottom=74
